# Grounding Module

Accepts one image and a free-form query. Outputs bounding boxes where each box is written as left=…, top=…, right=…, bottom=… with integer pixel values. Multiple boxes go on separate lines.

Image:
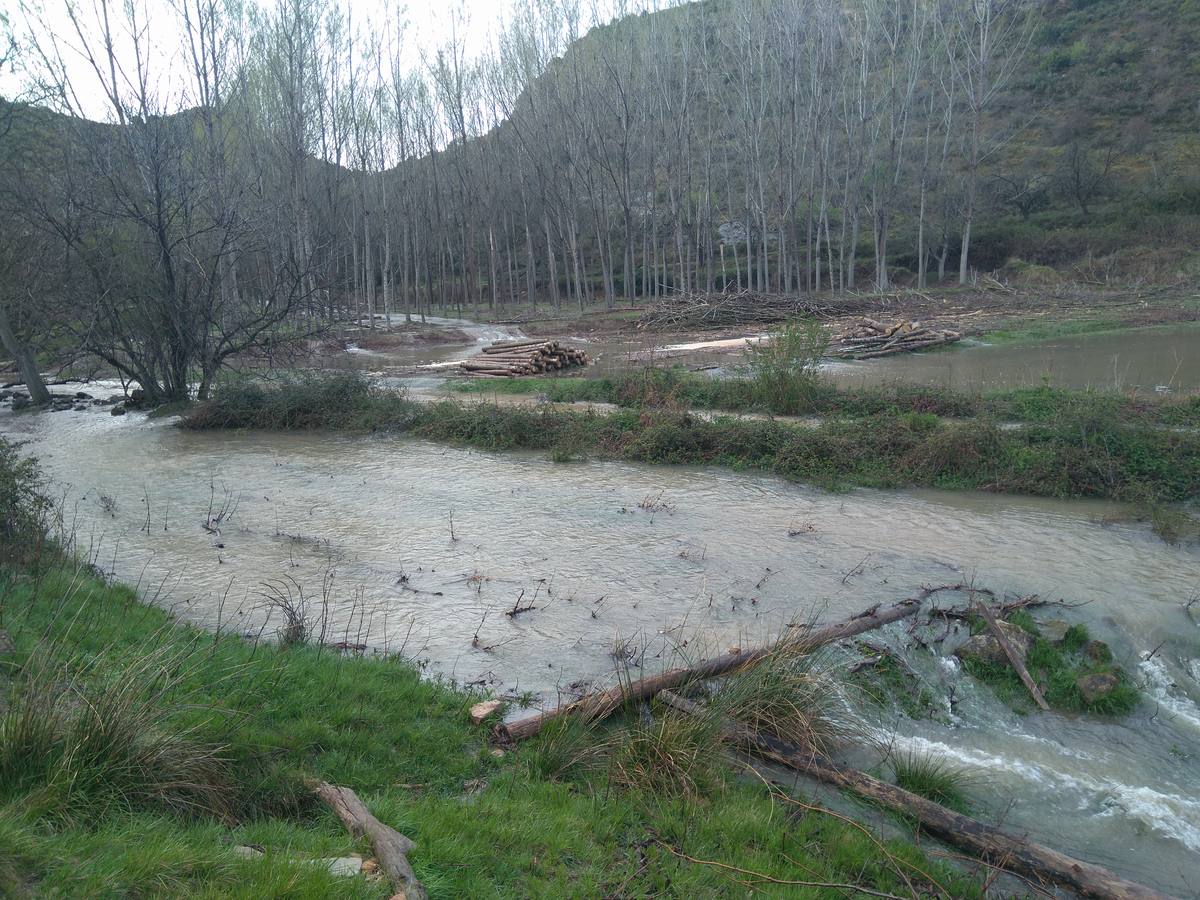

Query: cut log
left=493, top=589, right=968, bottom=744
left=976, top=600, right=1050, bottom=711
left=312, top=781, right=428, bottom=900
left=657, top=692, right=1169, bottom=900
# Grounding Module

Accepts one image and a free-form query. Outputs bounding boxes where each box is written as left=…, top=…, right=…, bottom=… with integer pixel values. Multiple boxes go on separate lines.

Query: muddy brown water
left=3, top=402, right=1199, bottom=895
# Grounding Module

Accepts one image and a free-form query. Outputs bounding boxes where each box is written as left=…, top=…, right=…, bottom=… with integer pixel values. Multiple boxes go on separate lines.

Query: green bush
left=741, top=319, right=828, bottom=414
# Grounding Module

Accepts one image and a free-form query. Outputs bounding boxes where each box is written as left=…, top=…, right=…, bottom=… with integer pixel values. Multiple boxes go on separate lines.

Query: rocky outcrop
left=1076, top=672, right=1119, bottom=705
left=954, top=620, right=1034, bottom=667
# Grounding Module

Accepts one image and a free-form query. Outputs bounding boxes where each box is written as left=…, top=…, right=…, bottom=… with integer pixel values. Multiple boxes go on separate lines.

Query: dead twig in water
left=505, top=589, right=538, bottom=618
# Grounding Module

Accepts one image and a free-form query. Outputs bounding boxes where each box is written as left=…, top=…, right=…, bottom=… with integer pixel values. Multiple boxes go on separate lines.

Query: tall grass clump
left=0, top=643, right=233, bottom=823
left=713, top=645, right=848, bottom=755
left=741, top=318, right=828, bottom=414
left=890, top=752, right=972, bottom=813
left=603, top=708, right=724, bottom=800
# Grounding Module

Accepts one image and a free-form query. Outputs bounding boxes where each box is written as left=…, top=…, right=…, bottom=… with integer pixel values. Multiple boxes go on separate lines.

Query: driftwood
left=658, top=692, right=1171, bottom=900
left=637, top=290, right=854, bottom=329
left=494, top=588, right=971, bottom=744
left=976, top=600, right=1050, bottom=711
left=313, top=781, right=428, bottom=900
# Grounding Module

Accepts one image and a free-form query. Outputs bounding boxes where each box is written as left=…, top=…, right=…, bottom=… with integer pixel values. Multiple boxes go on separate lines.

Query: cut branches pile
left=637, top=290, right=849, bottom=330
left=459, top=340, right=590, bottom=378
left=832, top=318, right=961, bottom=359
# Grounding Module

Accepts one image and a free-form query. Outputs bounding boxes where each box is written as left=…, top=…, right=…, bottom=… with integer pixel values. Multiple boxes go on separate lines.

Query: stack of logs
left=460, top=339, right=590, bottom=377
left=832, top=318, right=961, bottom=359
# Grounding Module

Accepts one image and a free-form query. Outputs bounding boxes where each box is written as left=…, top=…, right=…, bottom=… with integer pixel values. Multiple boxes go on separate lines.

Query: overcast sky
left=1, top=0, right=527, bottom=118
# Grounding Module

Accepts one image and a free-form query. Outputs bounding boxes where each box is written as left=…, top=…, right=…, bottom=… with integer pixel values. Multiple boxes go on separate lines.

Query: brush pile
left=460, top=339, right=590, bottom=377
left=638, top=291, right=848, bottom=329
left=832, top=319, right=960, bottom=359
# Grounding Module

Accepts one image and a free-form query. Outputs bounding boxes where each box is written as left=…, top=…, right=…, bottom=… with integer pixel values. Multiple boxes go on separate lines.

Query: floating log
left=493, top=589, right=972, bottom=744
left=657, top=692, right=1169, bottom=900
left=312, top=781, right=427, bottom=900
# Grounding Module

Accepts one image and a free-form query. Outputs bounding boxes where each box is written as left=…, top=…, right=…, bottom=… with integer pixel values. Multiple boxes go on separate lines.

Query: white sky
left=0, top=0, right=525, bottom=119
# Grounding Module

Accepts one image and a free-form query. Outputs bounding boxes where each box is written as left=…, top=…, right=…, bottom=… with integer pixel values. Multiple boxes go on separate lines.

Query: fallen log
left=494, top=588, right=968, bottom=744
left=976, top=600, right=1050, bottom=711
left=312, top=781, right=428, bottom=900
left=657, top=692, right=1170, bottom=900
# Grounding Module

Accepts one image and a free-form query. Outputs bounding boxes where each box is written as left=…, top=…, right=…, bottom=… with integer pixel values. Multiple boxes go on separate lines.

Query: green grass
left=188, top=375, right=1200, bottom=503
left=448, top=367, right=1200, bottom=429
left=0, top=560, right=986, bottom=898
left=890, top=754, right=972, bottom=814
left=848, top=651, right=942, bottom=722
left=0, top=439, right=979, bottom=898
left=959, top=623, right=1139, bottom=717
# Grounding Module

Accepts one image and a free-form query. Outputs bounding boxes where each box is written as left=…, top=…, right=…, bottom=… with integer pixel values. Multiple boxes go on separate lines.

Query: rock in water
left=1039, top=619, right=1071, bottom=643
left=954, top=620, right=1033, bottom=667
left=110, top=404, right=127, bottom=416
left=1085, top=640, right=1112, bottom=663
left=1076, top=672, right=1119, bottom=705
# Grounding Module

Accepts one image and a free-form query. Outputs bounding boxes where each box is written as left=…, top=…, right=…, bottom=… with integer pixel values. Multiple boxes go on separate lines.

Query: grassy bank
left=187, top=375, right=1200, bottom=504
left=449, top=366, right=1200, bottom=428
left=0, top=442, right=975, bottom=897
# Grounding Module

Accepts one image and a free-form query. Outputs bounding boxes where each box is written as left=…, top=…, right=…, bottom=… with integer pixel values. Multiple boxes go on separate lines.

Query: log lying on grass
left=657, top=691, right=1170, bottom=900
left=459, top=340, right=590, bottom=377
left=313, top=781, right=428, bottom=900
left=832, top=318, right=960, bottom=359
left=495, top=587, right=972, bottom=744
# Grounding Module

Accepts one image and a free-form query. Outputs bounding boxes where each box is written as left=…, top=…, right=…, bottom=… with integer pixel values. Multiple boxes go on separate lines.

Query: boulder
left=954, top=619, right=1033, bottom=667
left=11, top=395, right=31, bottom=411
left=1038, top=619, right=1071, bottom=643
left=126, top=388, right=146, bottom=409
left=1085, top=640, right=1112, bottom=664
left=110, top=404, right=127, bottom=416
left=1076, top=672, right=1120, bottom=705
left=469, top=699, right=504, bottom=724
left=74, top=391, right=92, bottom=400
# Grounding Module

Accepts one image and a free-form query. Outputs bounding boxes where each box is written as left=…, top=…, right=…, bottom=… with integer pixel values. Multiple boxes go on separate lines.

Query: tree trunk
left=658, top=692, right=1169, bottom=900
left=496, top=594, right=940, bottom=744
left=0, top=303, right=50, bottom=405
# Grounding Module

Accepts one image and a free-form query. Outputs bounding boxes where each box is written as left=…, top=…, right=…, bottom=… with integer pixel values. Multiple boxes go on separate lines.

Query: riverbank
left=449, top=367, right=1200, bottom=426
left=0, top=445, right=975, bottom=898
left=184, top=374, right=1200, bottom=508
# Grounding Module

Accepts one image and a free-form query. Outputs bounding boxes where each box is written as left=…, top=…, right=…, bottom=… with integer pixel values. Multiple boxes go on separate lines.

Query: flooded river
left=3, top=405, right=1199, bottom=895
left=327, top=319, right=1200, bottom=396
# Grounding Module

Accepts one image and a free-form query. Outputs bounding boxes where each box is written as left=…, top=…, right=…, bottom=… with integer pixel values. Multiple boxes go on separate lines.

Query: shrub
left=0, top=439, right=53, bottom=561
left=742, top=319, right=828, bottom=414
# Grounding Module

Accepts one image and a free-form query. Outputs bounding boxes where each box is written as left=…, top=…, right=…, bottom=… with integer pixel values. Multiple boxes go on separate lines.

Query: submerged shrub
left=891, top=752, right=972, bottom=813
left=0, top=439, right=53, bottom=561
